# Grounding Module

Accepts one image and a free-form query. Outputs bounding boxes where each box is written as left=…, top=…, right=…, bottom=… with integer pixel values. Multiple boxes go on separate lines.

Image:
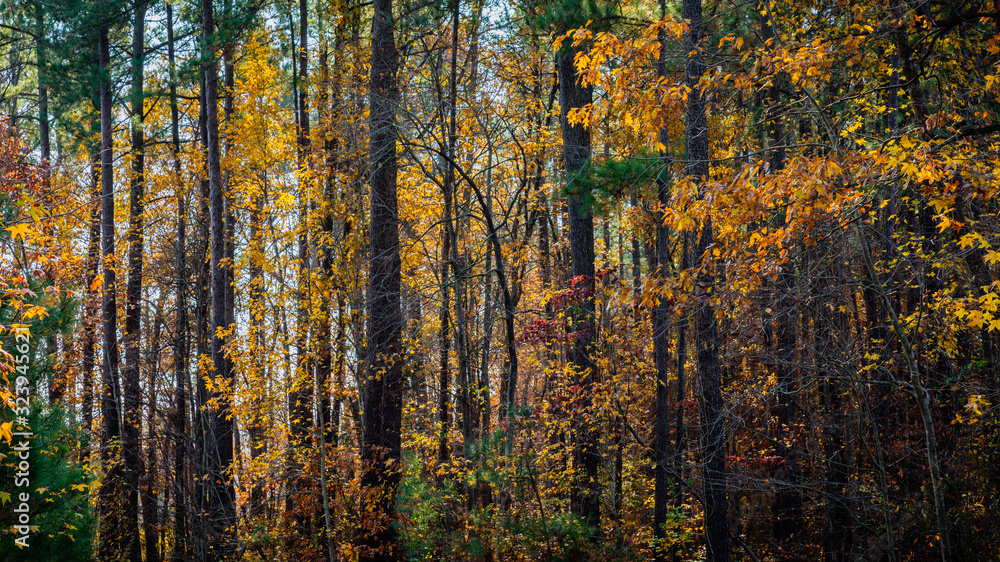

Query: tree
left=202, top=0, right=237, bottom=554
left=121, top=4, right=146, bottom=559
left=360, top=0, right=403, bottom=556
left=682, top=0, right=729, bottom=558
left=96, top=19, right=127, bottom=561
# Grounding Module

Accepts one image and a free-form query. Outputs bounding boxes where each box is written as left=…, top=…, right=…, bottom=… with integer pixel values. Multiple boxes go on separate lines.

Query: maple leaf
left=6, top=223, right=30, bottom=240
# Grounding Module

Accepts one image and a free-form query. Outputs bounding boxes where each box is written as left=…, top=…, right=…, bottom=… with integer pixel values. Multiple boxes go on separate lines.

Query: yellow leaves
left=980, top=292, right=999, bottom=314
left=0, top=421, right=12, bottom=444
left=936, top=214, right=953, bottom=233
left=956, top=395, right=989, bottom=425
left=965, top=395, right=987, bottom=417
left=985, top=250, right=1000, bottom=266
left=6, top=223, right=30, bottom=241
left=717, top=35, right=744, bottom=50
left=22, top=305, right=49, bottom=321
left=957, top=292, right=1000, bottom=331
left=11, top=324, right=31, bottom=340
left=958, top=232, right=985, bottom=249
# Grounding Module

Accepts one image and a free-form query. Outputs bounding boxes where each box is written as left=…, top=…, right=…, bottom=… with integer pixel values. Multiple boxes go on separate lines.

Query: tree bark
left=81, top=89, right=101, bottom=458
left=360, top=0, right=403, bottom=555
left=167, top=5, right=190, bottom=558
left=653, top=4, right=674, bottom=554
left=122, top=6, right=147, bottom=559
left=203, top=0, right=237, bottom=553
left=97, top=24, right=126, bottom=562
left=684, top=0, right=730, bottom=556
left=558, top=38, right=600, bottom=531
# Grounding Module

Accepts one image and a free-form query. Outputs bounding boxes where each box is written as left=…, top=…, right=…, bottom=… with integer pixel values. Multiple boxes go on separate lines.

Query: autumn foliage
left=2, top=0, right=1000, bottom=560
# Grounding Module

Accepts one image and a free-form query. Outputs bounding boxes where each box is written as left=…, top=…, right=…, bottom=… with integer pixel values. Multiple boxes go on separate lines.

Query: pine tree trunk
left=558, top=40, right=600, bottom=531
left=652, top=5, right=674, bottom=553
left=167, top=5, right=189, bottom=557
left=203, top=0, right=237, bottom=553
left=122, top=6, right=147, bottom=559
left=80, top=92, right=101, bottom=457
left=360, top=0, right=403, bottom=553
left=97, top=24, right=126, bottom=561
left=684, top=0, right=730, bottom=556
left=144, top=309, right=163, bottom=562
left=249, top=186, right=268, bottom=517
left=193, top=76, right=213, bottom=561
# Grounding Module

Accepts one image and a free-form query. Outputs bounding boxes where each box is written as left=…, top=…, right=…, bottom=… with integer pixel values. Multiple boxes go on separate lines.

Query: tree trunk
left=192, top=74, right=213, bottom=562
left=653, top=4, right=674, bottom=554
left=558, top=39, right=600, bottom=531
left=97, top=24, right=126, bottom=561
left=203, top=0, right=237, bottom=553
left=755, top=14, right=804, bottom=537
left=684, top=0, right=730, bottom=556
left=167, top=5, right=189, bottom=558
left=287, top=0, right=315, bottom=545
left=81, top=90, right=101, bottom=458
left=360, top=0, right=403, bottom=555
left=34, top=1, right=49, bottom=188
left=144, top=309, right=163, bottom=562
left=122, top=6, right=147, bottom=559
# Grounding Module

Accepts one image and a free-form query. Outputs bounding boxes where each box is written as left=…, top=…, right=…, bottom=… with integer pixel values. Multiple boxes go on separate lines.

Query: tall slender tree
left=360, top=0, right=403, bottom=554
left=97, top=20, right=126, bottom=561
left=684, top=0, right=729, bottom=557
left=558, top=26, right=600, bottom=532
left=122, top=4, right=147, bottom=559
left=166, top=4, right=189, bottom=558
left=203, top=0, right=237, bottom=554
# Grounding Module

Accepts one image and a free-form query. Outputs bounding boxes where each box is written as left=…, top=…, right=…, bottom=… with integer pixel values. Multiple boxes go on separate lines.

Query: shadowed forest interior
left=1, top=0, right=1000, bottom=560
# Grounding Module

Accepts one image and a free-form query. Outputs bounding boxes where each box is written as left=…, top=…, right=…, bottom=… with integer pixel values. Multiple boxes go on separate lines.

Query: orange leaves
left=5, top=223, right=31, bottom=241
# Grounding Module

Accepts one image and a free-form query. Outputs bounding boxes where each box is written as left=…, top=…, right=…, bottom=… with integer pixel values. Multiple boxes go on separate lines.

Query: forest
left=0, top=0, right=999, bottom=559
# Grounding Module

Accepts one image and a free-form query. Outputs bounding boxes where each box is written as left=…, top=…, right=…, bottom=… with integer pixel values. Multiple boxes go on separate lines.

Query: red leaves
left=537, top=383, right=593, bottom=419
left=516, top=318, right=563, bottom=344
left=728, top=455, right=786, bottom=469
left=515, top=318, right=590, bottom=345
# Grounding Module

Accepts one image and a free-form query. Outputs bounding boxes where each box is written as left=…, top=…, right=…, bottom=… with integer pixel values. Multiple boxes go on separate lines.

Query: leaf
left=6, top=223, right=30, bottom=241
left=0, top=491, right=10, bottom=506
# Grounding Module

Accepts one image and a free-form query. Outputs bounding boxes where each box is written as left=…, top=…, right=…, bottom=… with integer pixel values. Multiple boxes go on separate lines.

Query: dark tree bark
left=652, top=3, right=674, bottom=554
left=122, top=5, right=147, bottom=560
left=360, top=0, right=403, bottom=554
left=558, top=39, right=600, bottom=530
left=438, top=199, right=452, bottom=465
left=249, top=187, right=266, bottom=519
left=683, top=0, right=730, bottom=557
left=203, top=0, right=237, bottom=554
left=756, top=11, right=803, bottom=539
left=34, top=1, right=49, bottom=187
left=97, top=24, right=126, bottom=561
left=167, top=5, right=190, bottom=558
left=317, top=49, right=336, bottom=448
left=80, top=90, right=101, bottom=457
left=630, top=194, right=642, bottom=297
left=222, top=0, right=238, bottom=497
left=192, top=74, right=213, bottom=562
left=287, top=0, right=315, bottom=545
left=816, top=249, right=854, bottom=562
left=144, top=309, right=163, bottom=562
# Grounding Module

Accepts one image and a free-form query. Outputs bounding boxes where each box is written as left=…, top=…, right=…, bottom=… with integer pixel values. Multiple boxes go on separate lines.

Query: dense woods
left=1, top=0, right=1000, bottom=560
